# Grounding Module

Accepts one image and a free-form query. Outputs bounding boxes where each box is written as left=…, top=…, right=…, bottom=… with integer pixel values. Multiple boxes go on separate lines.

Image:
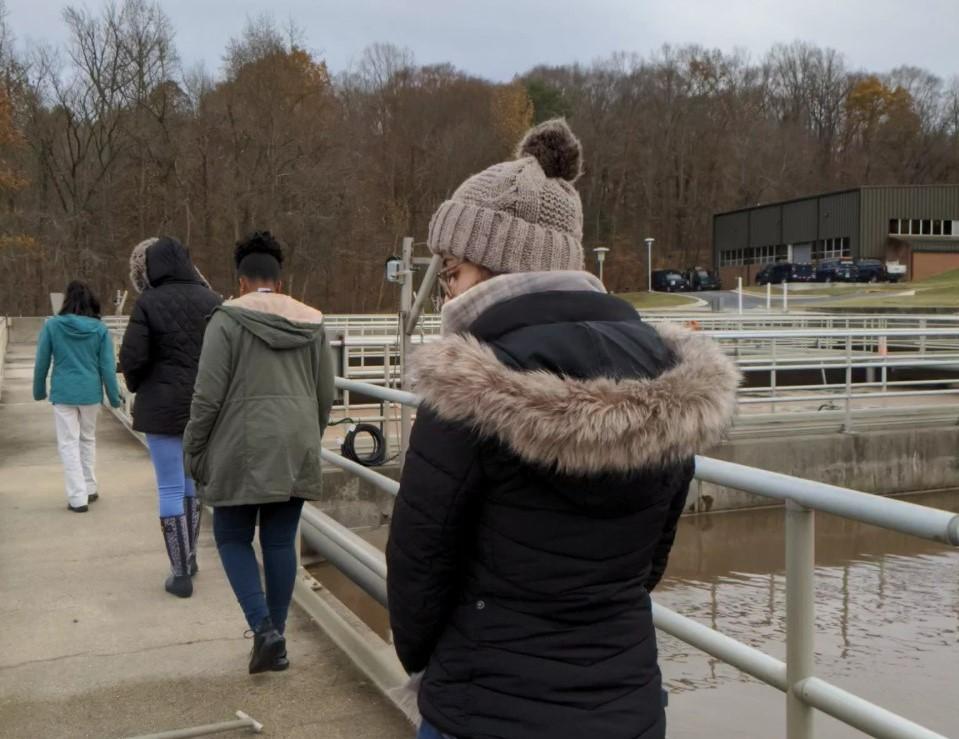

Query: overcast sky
left=7, top=0, right=959, bottom=82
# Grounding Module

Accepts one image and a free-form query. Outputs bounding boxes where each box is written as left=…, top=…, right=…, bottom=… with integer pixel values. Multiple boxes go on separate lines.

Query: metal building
left=713, top=185, right=959, bottom=285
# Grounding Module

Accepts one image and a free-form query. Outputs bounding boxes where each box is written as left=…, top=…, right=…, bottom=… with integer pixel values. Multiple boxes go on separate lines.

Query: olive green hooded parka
left=183, top=292, right=335, bottom=506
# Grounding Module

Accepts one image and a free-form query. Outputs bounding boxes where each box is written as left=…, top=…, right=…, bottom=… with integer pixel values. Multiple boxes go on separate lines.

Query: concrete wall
left=688, top=426, right=959, bottom=513
left=318, top=427, right=959, bottom=526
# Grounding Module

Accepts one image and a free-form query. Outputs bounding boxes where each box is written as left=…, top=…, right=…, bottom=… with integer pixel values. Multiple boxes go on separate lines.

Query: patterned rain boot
left=160, top=515, right=193, bottom=598
left=184, top=496, right=201, bottom=577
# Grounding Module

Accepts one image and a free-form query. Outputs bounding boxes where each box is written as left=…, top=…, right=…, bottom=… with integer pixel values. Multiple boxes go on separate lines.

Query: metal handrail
left=317, top=375, right=957, bottom=739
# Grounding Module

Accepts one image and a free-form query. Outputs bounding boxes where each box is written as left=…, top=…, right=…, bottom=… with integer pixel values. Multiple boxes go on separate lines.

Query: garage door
left=911, top=252, right=959, bottom=281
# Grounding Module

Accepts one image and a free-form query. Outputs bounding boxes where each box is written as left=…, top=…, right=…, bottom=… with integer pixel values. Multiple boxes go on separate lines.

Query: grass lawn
left=817, top=270, right=959, bottom=309
left=618, top=291, right=702, bottom=309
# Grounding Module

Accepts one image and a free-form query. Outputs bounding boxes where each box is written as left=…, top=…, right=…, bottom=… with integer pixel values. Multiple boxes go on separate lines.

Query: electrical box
left=385, top=256, right=404, bottom=284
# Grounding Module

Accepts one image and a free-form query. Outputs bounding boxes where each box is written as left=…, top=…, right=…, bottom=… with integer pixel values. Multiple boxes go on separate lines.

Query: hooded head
left=427, top=118, right=585, bottom=276
left=128, top=236, right=210, bottom=293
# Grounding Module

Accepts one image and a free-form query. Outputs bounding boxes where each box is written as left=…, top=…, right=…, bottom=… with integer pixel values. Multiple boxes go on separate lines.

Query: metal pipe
left=405, top=253, right=442, bottom=335
left=123, top=712, right=263, bottom=738
left=737, top=277, right=743, bottom=314
left=797, top=677, right=949, bottom=739
left=652, top=603, right=787, bottom=690
left=300, top=504, right=389, bottom=580
left=298, top=518, right=389, bottom=606
left=694, top=456, right=959, bottom=545
left=319, top=448, right=400, bottom=496
left=786, top=502, right=815, bottom=739
left=335, top=378, right=419, bottom=407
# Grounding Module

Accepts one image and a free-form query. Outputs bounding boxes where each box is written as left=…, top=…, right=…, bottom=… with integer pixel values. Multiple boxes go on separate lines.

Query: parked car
left=652, top=269, right=690, bottom=292
left=815, top=259, right=858, bottom=283
left=854, top=259, right=889, bottom=283
left=685, top=267, right=722, bottom=291
left=755, top=262, right=815, bottom=286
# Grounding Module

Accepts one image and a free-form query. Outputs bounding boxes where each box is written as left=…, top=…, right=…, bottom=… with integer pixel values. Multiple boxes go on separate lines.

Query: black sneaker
left=88, top=493, right=99, bottom=503
left=68, top=503, right=89, bottom=513
left=248, top=619, right=286, bottom=675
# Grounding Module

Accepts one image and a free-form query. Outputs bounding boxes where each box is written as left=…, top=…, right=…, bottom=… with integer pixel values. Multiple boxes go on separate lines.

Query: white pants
left=53, top=404, right=100, bottom=507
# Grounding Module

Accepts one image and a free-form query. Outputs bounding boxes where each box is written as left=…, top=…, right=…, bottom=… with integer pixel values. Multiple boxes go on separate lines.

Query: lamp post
left=593, top=246, right=610, bottom=284
left=644, top=237, right=655, bottom=292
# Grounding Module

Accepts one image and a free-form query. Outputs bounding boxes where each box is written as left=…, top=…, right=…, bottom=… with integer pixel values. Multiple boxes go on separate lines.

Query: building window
left=888, top=218, right=957, bottom=237
left=813, top=237, right=851, bottom=261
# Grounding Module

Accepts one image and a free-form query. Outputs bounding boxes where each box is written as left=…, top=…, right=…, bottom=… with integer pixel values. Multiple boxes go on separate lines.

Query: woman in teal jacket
left=34, top=281, right=122, bottom=512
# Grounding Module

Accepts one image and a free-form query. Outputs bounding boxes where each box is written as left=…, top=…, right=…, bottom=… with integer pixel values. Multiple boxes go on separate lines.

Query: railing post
left=399, top=237, right=414, bottom=467
left=786, top=500, right=815, bottom=739
left=737, top=277, right=743, bottom=314
left=843, top=335, right=853, bottom=432
left=782, top=280, right=788, bottom=313
left=766, top=281, right=772, bottom=312
left=770, top=337, right=777, bottom=413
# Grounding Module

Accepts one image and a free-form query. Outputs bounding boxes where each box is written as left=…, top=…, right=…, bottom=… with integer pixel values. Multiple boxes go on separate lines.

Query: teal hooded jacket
left=34, top=314, right=122, bottom=407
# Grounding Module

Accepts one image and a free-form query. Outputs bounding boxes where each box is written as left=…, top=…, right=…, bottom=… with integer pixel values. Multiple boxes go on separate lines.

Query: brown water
left=308, top=491, right=959, bottom=738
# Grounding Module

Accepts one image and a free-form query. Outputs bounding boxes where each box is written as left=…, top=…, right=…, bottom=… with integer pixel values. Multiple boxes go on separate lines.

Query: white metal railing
left=315, top=376, right=958, bottom=739
left=104, top=317, right=959, bottom=443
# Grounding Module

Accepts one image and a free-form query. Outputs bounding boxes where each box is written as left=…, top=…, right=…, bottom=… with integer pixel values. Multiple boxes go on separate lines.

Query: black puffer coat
left=387, top=290, right=739, bottom=739
left=119, top=238, right=221, bottom=435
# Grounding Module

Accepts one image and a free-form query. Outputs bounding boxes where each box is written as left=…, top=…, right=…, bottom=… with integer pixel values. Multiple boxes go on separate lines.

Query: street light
left=644, top=237, right=655, bottom=292
left=593, top=246, right=610, bottom=284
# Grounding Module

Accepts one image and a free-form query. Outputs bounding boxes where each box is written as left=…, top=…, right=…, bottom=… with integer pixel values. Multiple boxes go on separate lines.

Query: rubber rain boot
left=160, top=515, right=193, bottom=598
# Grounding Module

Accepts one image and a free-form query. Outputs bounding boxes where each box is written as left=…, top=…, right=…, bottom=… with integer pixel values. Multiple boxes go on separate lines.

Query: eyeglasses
left=437, top=260, right=462, bottom=299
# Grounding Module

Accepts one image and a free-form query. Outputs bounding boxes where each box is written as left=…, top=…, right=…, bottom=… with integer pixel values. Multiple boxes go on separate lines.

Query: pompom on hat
left=427, top=118, right=585, bottom=274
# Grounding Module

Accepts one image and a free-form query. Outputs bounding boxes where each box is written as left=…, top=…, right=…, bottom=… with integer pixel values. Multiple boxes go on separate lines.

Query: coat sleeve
left=316, top=330, right=335, bottom=436
left=645, top=460, right=695, bottom=593
left=386, top=407, right=485, bottom=674
left=32, top=323, right=51, bottom=401
left=183, top=313, right=232, bottom=469
left=119, top=300, right=151, bottom=393
left=99, top=328, right=122, bottom=408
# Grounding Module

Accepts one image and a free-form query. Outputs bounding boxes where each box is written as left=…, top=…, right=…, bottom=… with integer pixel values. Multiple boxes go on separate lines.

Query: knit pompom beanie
left=427, top=118, right=585, bottom=274
left=129, top=237, right=159, bottom=293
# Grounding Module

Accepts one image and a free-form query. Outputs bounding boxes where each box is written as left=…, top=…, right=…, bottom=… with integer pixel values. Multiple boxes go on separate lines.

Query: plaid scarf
left=440, top=270, right=606, bottom=336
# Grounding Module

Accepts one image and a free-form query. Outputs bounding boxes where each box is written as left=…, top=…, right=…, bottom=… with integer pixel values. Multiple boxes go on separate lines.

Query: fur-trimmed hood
left=408, top=323, right=740, bottom=475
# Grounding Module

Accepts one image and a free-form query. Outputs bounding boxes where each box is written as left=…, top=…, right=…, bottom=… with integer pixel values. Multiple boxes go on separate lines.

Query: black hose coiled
left=341, top=423, right=388, bottom=467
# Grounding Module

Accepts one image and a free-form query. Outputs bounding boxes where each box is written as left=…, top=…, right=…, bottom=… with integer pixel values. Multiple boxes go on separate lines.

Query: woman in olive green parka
left=184, top=232, right=334, bottom=674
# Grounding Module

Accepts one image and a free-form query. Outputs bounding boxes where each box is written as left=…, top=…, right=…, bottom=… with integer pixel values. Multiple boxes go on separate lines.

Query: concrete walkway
left=0, top=319, right=410, bottom=738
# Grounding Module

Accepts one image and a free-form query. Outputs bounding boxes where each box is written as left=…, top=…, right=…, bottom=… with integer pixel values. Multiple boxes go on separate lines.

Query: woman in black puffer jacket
left=120, top=237, right=221, bottom=598
left=386, top=120, right=740, bottom=739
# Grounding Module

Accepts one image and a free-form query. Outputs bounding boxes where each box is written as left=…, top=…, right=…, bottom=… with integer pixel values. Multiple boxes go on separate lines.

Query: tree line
left=0, top=1, right=957, bottom=315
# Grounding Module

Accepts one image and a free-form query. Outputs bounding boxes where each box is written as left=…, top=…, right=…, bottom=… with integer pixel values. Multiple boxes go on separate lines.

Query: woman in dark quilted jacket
left=119, top=237, right=221, bottom=598
left=386, top=120, right=740, bottom=739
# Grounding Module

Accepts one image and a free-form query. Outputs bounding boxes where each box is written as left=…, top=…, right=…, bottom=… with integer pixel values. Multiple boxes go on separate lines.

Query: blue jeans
left=146, top=434, right=195, bottom=518
left=417, top=720, right=455, bottom=739
left=213, top=498, right=305, bottom=632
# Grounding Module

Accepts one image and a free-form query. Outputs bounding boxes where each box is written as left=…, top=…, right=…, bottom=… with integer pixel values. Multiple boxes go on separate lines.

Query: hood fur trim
left=225, top=292, right=324, bottom=324
left=408, top=324, right=740, bottom=475
left=129, top=238, right=158, bottom=293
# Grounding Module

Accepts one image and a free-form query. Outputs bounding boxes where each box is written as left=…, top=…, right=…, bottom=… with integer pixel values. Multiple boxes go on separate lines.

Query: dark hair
left=59, top=281, right=101, bottom=319
left=235, top=231, right=283, bottom=282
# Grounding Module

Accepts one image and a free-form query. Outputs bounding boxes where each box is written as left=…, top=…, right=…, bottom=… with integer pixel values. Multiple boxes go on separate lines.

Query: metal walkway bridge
left=0, top=318, right=411, bottom=738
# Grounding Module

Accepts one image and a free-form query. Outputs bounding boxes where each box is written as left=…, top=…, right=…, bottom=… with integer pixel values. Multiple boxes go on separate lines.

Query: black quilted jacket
left=119, top=238, right=221, bottom=435
left=386, top=290, right=740, bottom=739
